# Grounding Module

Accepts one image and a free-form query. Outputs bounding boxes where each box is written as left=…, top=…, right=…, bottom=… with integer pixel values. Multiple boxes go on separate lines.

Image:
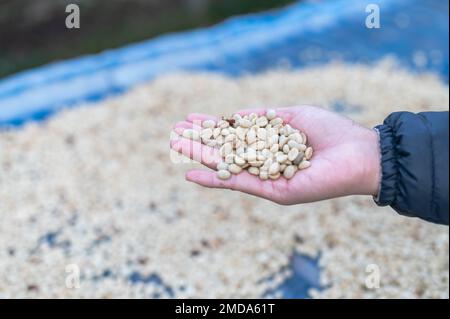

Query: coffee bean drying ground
left=0, top=61, right=448, bottom=298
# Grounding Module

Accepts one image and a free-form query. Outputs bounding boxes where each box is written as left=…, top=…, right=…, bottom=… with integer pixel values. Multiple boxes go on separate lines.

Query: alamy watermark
left=65, top=264, right=81, bottom=289
left=170, top=120, right=219, bottom=166
left=65, top=4, right=80, bottom=29
left=64, top=3, right=380, bottom=30
left=365, top=4, right=381, bottom=29
left=365, top=263, right=381, bottom=289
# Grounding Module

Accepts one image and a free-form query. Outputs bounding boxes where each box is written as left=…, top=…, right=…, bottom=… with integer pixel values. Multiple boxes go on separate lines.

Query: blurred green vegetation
left=0, top=0, right=295, bottom=79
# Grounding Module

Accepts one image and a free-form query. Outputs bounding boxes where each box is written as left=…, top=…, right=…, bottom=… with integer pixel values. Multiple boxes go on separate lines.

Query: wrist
left=361, top=128, right=382, bottom=197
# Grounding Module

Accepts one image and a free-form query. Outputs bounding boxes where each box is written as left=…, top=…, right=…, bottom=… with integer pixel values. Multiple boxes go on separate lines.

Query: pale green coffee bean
left=269, top=162, right=280, bottom=175
left=217, top=170, right=231, bottom=180
left=256, top=140, right=266, bottom=150
left=245, top=150, right=257, bottom=162
left=269, top=117, right=283, bottom=126
left=283, top=165, right=297, bottom=179
left=276, top=153, right=288, bottom=163
left=261, top=149, right=272, bottom=158
left=236, top=147, right=245, bottom=156
left=268, top=127, right=279, bottom=136
left=269, top=172, right=280, bottom=180
left=217, top=162, right=229, bottom=171
left=305, top=147, right=313, bottom=160
left=219, top=143, right=233, bottom=157
left=201, top=128, right=213, bottom=140
left=182, top=129, right=193, bottom=138
left=225, top=154, right=235, bottom=164
left=263, top=158, right=273, bottom=168
left=270, top=143, right=279, bottom=153
left=287, top=133, right=300, bottom=143
left=287, top=140, right=301, bottom=149
left=205, top=139, right=217, bottom=147
left=246, top=129, right=257, bottom=144
left=218, top=120, right=229, bottom=129
left=301, top=132, right=307, bottom=145
left=268, top=135, right=278, bottom=146
left=281, top=126, right=290, bottom=137
left=284, top=124, right=294, bottom=135
left=234, top=155, right=246, bottom=166
left=236, top=127, right=246, bottom=141
left=266, top=109, right=276, bottom=120
left=249, top=161, right=264, bottom=167
left=202, top=120, right=216, bottom=129
left=288, top=148, right=299, bottom=161
left=233, top=113, right=242, bottom=121
left=228, top=164, right=242, bottom=174
left=279, top=135, right=288, bottom=147
left=292, top=152, right=304, bottom=165
left=239, top=118, right=252, bottom=128
left=248, top=167, right=260, bottom=175
left=235, top=140, right=245, bottom=149
left=275, top=151, right=284, bottom=157
left=224, top=134, right=236, bottom=143
left=247, top=142, right=257, bottom=151
left=213, top=127, right=221, bottom=139
left=257, top=153, right=266, bottom=161
left=259, top=170, right=269, bottom=180
left=257, top=128, right=267, bottom=140
left=216, top=135, right=224, bottom=146
left=256, top=116, right=268, bottom=127
left=298, top=160, right=311, bottom=170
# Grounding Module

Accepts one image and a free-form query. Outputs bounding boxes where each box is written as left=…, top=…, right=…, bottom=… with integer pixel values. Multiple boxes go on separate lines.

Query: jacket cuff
left=373, top=123, right=398, bottom=206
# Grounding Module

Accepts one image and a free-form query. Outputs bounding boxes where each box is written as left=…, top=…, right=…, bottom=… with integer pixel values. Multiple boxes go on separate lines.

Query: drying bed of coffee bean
left=0, top=60, right=448, bottom=298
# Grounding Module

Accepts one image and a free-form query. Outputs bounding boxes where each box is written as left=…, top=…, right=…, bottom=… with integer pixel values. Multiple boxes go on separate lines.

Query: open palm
left=171, top=106, right=380, bottom=205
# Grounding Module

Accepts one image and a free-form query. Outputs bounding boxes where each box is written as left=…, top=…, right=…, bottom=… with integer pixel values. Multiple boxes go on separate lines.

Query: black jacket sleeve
left=374, top=111, right=449, bottom=225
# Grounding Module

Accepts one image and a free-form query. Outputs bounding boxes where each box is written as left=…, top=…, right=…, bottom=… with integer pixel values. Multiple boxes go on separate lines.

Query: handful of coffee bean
left=183, top=109, right=313, bottom=180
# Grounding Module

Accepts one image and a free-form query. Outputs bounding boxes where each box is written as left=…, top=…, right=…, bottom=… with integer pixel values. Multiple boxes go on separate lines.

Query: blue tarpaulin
left=0, top=0, right=448, bottom=127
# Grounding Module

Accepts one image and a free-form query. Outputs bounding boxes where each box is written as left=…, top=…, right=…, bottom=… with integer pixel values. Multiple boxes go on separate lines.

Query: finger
left=274, top=105, right=319, bottom=124
left=185, top=169, right=277, bottom=200
left=173, top=123, right=191, bottom=135
left=173, top=121, right=192, bottom=130
left=234, top=107, right=293, bottom=124
left=234, top=108, right=267, bottom=117
left=186, top=113, right=219, bottom=124
left=173, top=121, right=202, bottom=134
left=170, top=138, right=221, bottom=169
left=270, top=109, right=296, bottom=124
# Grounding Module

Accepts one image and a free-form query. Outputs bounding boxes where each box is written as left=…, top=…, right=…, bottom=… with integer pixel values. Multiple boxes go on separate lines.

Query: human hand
left=170, top=106, right=380, bottom=205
